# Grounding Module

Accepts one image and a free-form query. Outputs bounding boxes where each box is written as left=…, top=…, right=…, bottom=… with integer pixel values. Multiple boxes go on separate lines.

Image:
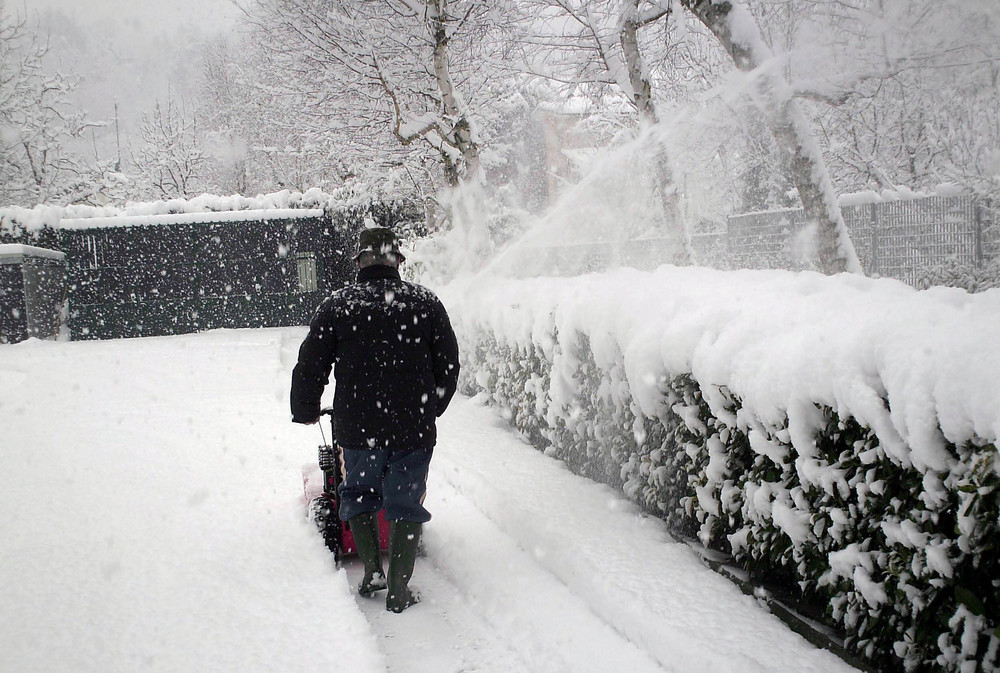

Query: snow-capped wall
left=0, top=188, right=344, bottom=234
left=447, top=266, right=1000, bottom=673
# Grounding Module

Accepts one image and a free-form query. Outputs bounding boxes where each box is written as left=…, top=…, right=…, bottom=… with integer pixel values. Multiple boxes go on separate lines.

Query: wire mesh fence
left=725, top=195, right=997, bottom=286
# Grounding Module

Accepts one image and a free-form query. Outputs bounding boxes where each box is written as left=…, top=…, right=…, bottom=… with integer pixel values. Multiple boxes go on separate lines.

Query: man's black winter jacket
left=290, top=265, right=460, bottom=450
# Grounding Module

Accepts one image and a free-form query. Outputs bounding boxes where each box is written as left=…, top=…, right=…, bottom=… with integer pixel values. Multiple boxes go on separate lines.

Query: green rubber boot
left=348, top=512, right=386, bottom=597
left=386, top=520, right=422, bottom=613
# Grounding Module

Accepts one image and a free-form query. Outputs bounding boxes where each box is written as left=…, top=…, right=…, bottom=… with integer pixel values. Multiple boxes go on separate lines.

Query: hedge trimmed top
left=446, top=266, right=1000, bottom=472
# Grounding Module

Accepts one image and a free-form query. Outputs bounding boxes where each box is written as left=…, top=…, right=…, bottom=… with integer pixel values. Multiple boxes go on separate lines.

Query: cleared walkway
left=0, top=328, right=858, bottom=673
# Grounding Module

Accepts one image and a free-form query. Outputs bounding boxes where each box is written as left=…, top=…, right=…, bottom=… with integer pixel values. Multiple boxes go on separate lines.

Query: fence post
left=869, top=202, right=879, bottom=275
left=974, top=199, right=984, bottom=268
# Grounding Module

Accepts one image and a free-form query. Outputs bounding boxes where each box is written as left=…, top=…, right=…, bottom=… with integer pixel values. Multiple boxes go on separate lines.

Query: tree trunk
left=681, top=0, right=863, bottom=275
left=428, top=0, right=481, bottom=182
left=620, top=6, right=657, bottom=123
left=620, top=1, right=693, bottom=265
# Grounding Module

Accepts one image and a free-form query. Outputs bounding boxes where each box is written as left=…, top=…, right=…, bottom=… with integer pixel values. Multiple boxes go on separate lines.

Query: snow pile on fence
left=837, top=183, right=966, bottom=208
left=446, top=265, right=1000, bottom=673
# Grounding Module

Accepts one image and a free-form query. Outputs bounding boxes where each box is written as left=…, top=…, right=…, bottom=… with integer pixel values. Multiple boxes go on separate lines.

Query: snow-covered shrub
left=914, top=257, right=1000, bottom=293
left=448, top=266, right=1000, bottom=673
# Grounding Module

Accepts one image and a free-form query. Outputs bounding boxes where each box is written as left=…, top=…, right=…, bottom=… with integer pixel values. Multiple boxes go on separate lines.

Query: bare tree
left=780, top=0, right=1000, bottom=196
left=620, top=0, right=692, bottom=264
left=239, top=0, right=509, bottom=193
left=717, top=0, right=1000, bottom=200
left=197, top=34, right=367, bottom=196
left=513, top=0, right=700, bottom=264
left=132, top=98, right=208, bottom=199
left=0, top=5, right=100, bottom=206
left=199, top=39, right=251, bottom=195
left=673, top=0, right=863, bottom=274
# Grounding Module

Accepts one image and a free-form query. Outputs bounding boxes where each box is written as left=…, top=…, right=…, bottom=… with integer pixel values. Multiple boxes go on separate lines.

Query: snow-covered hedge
left=446, top=267, right=1000, bottom=673
left=915, top=258, right=1000, bottom=294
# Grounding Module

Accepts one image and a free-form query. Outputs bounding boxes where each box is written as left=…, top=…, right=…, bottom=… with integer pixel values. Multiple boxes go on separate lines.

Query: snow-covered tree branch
left=132, top=98, right=208, bottom=199
left=0, top=4, right=101, bottom=206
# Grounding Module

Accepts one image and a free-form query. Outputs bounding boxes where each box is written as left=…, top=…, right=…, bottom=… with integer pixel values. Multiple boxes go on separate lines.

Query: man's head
left=354, top=227, right=405, bottom=268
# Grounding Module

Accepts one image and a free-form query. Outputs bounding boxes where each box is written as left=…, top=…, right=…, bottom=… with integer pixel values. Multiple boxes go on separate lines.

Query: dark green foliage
left=460, top=324, right=1000, bottom=673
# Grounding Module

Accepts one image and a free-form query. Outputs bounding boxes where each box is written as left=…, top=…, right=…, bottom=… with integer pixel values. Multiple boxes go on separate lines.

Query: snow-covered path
left=1, top=328, right=858, bottom=673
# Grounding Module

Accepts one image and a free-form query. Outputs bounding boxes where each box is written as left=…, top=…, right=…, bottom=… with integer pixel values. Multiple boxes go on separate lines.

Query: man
left=290, top=226, right=460, bottom=613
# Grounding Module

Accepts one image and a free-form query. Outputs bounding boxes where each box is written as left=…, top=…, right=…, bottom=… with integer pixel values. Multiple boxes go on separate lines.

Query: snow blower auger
left=302, top=408, right=390, bottom=564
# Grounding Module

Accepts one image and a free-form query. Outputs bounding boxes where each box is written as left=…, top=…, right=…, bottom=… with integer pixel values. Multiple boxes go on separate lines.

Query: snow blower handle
left=317, top=407, right=335, bottom=446
left=316, top=408, right=340, bottom=495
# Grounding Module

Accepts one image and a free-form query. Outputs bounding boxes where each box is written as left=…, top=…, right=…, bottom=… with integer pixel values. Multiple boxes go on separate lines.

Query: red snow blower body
left=302, top=408, right=390, bottom=562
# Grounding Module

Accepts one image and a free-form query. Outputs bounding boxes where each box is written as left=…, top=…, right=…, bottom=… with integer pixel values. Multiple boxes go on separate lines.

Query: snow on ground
left=429, top=398, right=856, bottom=673
left=0, top=329, right=381, bottom=673
left=1, top=327, right=858, bottom=673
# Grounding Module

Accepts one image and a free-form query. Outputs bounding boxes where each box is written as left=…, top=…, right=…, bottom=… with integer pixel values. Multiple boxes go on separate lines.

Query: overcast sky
left=24, top=0, right=243, bottom=164
left=27, top=0, right=241, bottom=34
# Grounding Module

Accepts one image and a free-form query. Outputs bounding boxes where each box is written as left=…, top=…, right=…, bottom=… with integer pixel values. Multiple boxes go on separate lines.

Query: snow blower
left=302, top=408, right=391, bottom=563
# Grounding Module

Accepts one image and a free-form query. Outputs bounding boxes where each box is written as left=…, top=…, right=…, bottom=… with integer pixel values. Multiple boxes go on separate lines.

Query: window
left=296, top=252, right=318, bottom=293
